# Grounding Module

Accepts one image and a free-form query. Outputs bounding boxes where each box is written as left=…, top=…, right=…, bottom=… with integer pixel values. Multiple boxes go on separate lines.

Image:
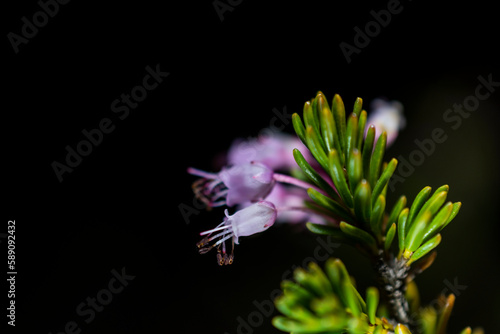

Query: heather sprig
left=186, top=91, right=481, bottom=334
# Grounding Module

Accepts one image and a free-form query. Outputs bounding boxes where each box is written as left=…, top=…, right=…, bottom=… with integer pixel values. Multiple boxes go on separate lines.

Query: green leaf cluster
left=273, top=258, right=407, bottom=334
left=273, top=259, right=479, bottom=334
left=292, top=92, right=460, bottom=264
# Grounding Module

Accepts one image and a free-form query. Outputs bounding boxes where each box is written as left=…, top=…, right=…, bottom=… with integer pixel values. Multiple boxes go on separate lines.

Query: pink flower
left=367, top=99, right=406, bottom=147
left=188, top=162, right=275, bottom=208
left=227, top=132, right=309, bottom=171
left=197, top=201, right=277, bottom=265
left=244, top=184, right=308, bottom=223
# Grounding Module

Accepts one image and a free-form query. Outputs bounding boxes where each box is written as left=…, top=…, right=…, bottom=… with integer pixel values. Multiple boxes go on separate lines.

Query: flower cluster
left=187, top=97, right=405, bottom=266
left=188, top=133, right=322, bottom=265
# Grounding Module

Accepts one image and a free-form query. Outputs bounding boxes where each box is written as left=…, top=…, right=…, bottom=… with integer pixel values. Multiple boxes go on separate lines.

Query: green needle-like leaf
left=315, top=91, right=330, bottom=118
left=366, top=287, right=379, bottom=325
left=397, top=208, right=409, bottom=254
left=368, top=132, right=387, bottom=188
left=342, top=280, right=361, bottom=316
left=340, top=222, right=377, bottom=254
left=384, top=223, right=397, bottom=251
left=332, top=94, right=347, bottom=154
left=271, top=315, right=296, bottom=332
left=272, top=316, right=341, bottom=333
left=362, top=125, right=376, bottom=178
left=442, top=201, right=462, bottom=229
left=353, top=97, right=363, bottom=115
left=404, top=211, right=433, bottom=256
left=304, top=101, right=322, bottom=146
left=395, top=324, right=412, bottom=334
left=325, top=258, right=351, bottom=307
left=320, top=107, right=335, bottom=153
left=311, top=295, right=342, bottom=316
left=348, top=148, right=363, bottom=193
left=357, top=110, right=367, bottom=151
left=275, top=296, right=313, bottom=321
left=293, top=267, right=324, bottom=298
left=370, top=195, right=386, bottom=237
left=293, top=148, right=337, bottom=199
left=374, top=325, right=389, bottom=334
left=405, top=280, right=420, bottom=313
left=329, top=149, right=354, bottom=208
left=387, top=195, right=407, bottom=227
left=421, top=307, right=438, bottom=334
left=306, top=126, right=329, bottom=170
left=407, top=186, right=432, bottom=233
left=325, top=258, right=349, bottom=289
left=460, top=327, right=472, bottom=334
left=354, top=179, right=372, bottom=224
left=353, top=283, right=367, bottom=313
left=292, top=113, right=306, bottom=145
left=407, top=234, right=442, bottom=265
left=308, top=262, right=334, bottom=295
left=421, top=202, right=453, bottom=244
left=413, top=188, right=448, bottom=224
left=434, top=184, right=450, bottom=194
left=281, top=280, right=315, bottom=304
left=305, top=222, right=352, bottom=245
left=436, top=294, right=455, bottom=334
left=307, top=188, right=354, bottom=223
left=346, top=113, right=359, bottom=162
left=371, top=158, right=398, bottom=207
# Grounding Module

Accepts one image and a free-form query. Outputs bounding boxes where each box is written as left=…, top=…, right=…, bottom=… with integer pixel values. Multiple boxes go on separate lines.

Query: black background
left=4, top=1, right=500, bottom=333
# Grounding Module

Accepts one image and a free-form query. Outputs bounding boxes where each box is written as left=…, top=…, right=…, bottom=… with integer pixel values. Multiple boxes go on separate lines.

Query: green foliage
left=290, top=92, right=461, bottom=260
left=273, top=259, right=392, bottom=334
left=273, top=92, right=477, bottom=334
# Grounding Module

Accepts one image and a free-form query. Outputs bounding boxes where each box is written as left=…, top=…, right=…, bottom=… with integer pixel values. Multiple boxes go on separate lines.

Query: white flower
left=196, top=201, right=277, bottom=265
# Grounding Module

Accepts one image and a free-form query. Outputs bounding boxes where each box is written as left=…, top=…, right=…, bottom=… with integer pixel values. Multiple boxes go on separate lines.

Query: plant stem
left=373, top=253, right=413, bottom=329
left=273, top=173, right=324, bottom=193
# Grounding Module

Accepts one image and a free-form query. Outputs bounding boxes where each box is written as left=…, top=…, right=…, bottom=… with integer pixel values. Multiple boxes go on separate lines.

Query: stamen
left=187, top=167, right=218, bottom=179
left=200, top=224, right=232, bottom=236
left=198, top=222, right=224, bottom=240
left=198, top=245, right=214, bottom=254
left=227, top=238, right=235, bottom=265
left=196, top=236, right=210, bottom=248
left=217, top=252, right=224, bottom=266
left=191, top=174, right=228, bottom=209
left=206, top=179, right=224, bottom=193
left=214, top=234, right=233, bottom=247
left=210, top=200, right=227, bottom=207
left=211, top=189, right=229, bottom=200
left=217, top=246, right=227, bottom=266
left=207, top=229, right=234, bottom=242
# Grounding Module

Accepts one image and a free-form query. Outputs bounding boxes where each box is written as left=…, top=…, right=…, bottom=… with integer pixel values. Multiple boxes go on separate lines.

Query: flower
left=196, top=201, right=277, bottom=265
left=227, top=132, right=309, bottom=171
left=239, top=184, right=317, bottom=224
left=188, top=161, right=275, bottom=208
left=367, top=99, right=406, bottom=147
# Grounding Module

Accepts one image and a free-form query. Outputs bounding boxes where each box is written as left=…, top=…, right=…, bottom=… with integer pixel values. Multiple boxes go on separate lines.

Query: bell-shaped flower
left=238, top=184, right=312, bottom=224
left=227, top=132, right=309, bottom=171
left=367, top=99, right=406, bottom=147
left=196, top=201, right=277, bottom=265
left=188, top=161, right=275, bottom=208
